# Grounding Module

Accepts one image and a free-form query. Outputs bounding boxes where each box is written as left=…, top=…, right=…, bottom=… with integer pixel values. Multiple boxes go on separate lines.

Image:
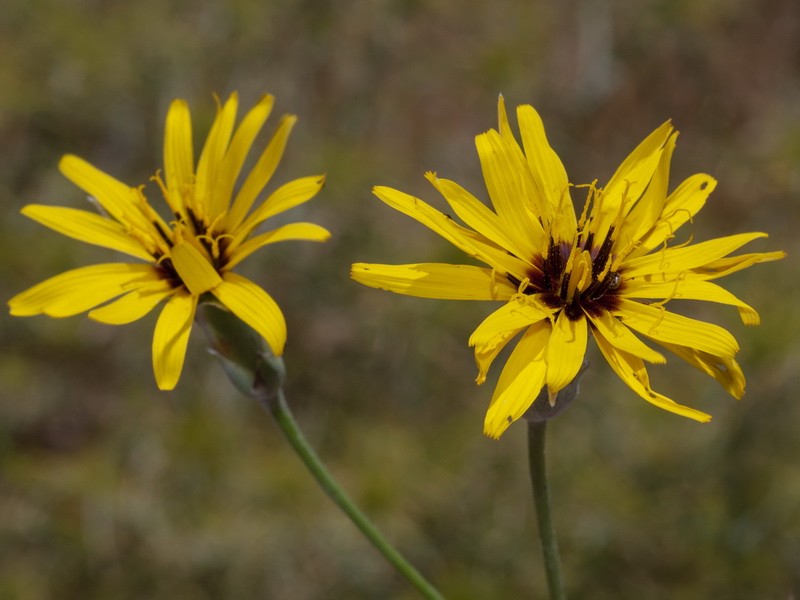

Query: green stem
left=264, top=389, right=445, bottom=600
left=528, top=420, right=566, bottom=600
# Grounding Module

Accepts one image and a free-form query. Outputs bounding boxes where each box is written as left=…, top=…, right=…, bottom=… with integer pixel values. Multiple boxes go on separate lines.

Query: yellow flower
left=9, top=93, right=329, bottom=390
left=352, top=96, right=784, bottom=439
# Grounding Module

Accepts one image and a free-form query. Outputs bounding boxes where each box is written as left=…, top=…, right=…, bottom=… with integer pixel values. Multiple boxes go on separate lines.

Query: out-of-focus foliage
left=1, top=0, right=798, bottom=598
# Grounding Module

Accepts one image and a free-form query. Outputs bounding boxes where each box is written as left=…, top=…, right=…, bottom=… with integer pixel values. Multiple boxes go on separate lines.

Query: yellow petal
left=164, top=99, right=195, bottom=205
left=586, top=310, right=666, bottom=363
left=234, top=175, right=326, bottom=239
left=627, top=174, right=716, bottom=259
left=469, top=297, right=551, bottom=384
left=546, top=311, right=588, bottom=397
left=496, top=94, right=513, bottom=140
left=58, top=155, right=148, bottom=229
left=152, top=290, right=197, bottom=390
left=473, top=329, right=524, bottom=387
left=484, top=320, right=550, bottom=439
left=22, top=204, right=153, bottom=261
left=197, top=93, right=239, bottom=219
left=591, top=121, right=674, bottom=242
left=475, top=129, right=547, bottom=250
left=225, top=222, right=331, bottom=270
left=211, top=94, right=275, bottom=224
left=690, top=250, right=785, bottom=280
left=351, top=263, right=516, bottom=300
left=169, top=241, right=222, bottom=296
left=211, top=272, right=286, bottom=356
left=623, top=232, right=768, bottom=278
left=616, top=131, right=677, bottom=249
left=654, top=341, right=745, bottom=398
left=425, top=172, right=530, bottom=259
left=604, top=121, right=673, bottom=207
left=89, top=280, right=174, bottom=325
left=470, top=296, right=551, bottom=351
left=594, top=331, right=712, bottom=422
left=614, top=298, right=739, bottom=357
left=9, top=263, right=160, bottom=318
left=371, top=186, right=532, bottom=278
left=620, top=277, right=761, bottom=325
left=516, top=104, right=576, bottom=240
left=226, top=114, right=297, bottom=229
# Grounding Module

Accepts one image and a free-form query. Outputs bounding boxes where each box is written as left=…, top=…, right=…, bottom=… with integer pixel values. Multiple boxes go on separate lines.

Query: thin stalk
left=527, top=420, right=566, bottom=600
left=263, top=389, right=445, bottom=600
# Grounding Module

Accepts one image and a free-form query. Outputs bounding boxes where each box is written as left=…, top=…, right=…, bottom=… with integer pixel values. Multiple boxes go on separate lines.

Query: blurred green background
left=1, top=0, right=798, bottom=598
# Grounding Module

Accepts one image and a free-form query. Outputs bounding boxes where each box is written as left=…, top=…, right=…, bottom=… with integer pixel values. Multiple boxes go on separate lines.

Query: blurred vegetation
left=1, top=0, right=799, bottom=598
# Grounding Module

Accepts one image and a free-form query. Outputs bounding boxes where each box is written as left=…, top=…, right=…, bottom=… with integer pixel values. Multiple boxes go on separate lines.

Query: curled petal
left=594, top=332, right=712, bottom=422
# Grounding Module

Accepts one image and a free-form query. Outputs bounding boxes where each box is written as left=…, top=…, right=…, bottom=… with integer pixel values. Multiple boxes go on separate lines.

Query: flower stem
left=527, top=420, right=566, bottom=600
left=264, top=389, right=445, bottom=600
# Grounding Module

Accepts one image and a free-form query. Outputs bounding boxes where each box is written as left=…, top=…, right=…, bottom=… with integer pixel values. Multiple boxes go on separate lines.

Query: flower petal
left=351, top=263, right=516, bottom=300
left=164, top=99, right=195, bottom=205
left=591, top=121, right=674, bottom=243
left=234, top=175, right=326, bottom=239
left=516, top=104, right=576, bottom=240
left=226, top=114, right=297, bottom=230
left=690, top=250, right=786, bottom=280
left=623, top=232, right=769, bottom=278
left=22, top=204, right=153, bottom=261
left=211, top=272, right=286, bottom=356
left=654, top=341, right=745, bottom=398
left=58, top=155, right=149, bottom=229
left=469, top=297, right=551, bottom=384
left=484, top=320, right=550, bottom=439
left=614, top=298, right=739, bottom=357
left=226, top=222, right=331, bottom=270
left=371, top=186, right=532, bottom=278
left=152, top=290, right=197, bottom=390
left=586, top=310, right=666, bottom=363
left=616, top=131, right=677, bottom=249
left=89, top=280, right=174, bottom=325
left=425, top=172, right=530, bottom=259
left=9, top=264, right=160, bottom=318
left=475, top=129, right=547, bottom=250
left=627, top=173, right=717, bottom=259
left=546, top=311, right=588, bottom=398
left=170, top=241, right=222, bottom=296
left=196, top=93, right=239, bottom=219
left=594, top=331, right=712, bottom=422
left=604, top=121, right=673, bottom=208
left=620, top=277, right=761, bottom=325
left=211, top=94, right=275, bottom=224
left=470, top=295, right=551, bottom=352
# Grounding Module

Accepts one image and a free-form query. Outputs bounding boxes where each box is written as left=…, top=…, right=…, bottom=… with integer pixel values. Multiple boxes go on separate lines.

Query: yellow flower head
left=352, top=96, right=784, bottom=439
left=9, top=93, right=329, bottom=390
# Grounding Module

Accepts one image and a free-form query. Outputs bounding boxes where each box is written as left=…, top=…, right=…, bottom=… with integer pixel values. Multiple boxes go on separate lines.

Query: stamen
left=151, top=171, right=185, bottom=219
left=648, top=271, right=686, bottom=310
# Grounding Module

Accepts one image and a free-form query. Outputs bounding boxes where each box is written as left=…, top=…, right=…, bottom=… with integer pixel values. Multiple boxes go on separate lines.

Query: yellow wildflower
left=10, top=93, right=329, bottom=389
left=352, top=96, right=783, bottom=438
